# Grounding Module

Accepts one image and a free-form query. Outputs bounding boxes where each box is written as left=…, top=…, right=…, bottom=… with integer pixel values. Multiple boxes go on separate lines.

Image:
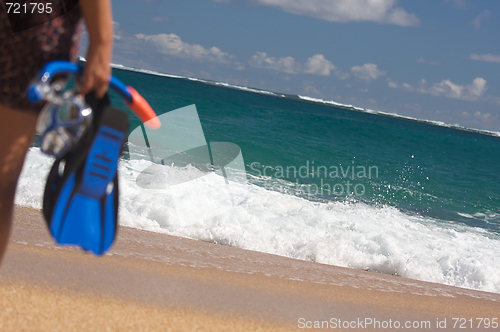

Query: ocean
left=16, top=64, right=500, bottom=294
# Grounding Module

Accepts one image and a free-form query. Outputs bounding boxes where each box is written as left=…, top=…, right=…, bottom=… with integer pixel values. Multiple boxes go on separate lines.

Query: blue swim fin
left=43, top=93, right=129, bottom=255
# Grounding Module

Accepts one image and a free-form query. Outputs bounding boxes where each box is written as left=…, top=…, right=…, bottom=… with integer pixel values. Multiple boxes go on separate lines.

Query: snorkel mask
left=27, top=61, right=161, bottom=158
left=34, top=80, right=92, bottom=157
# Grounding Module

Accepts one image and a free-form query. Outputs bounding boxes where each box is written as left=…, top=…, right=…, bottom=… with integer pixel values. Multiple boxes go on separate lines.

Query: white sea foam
left=106, top=59, right=285, bottom=97
left=298, top=95, right=355, bottom=109
left=111, top=64, right=185, bottom=79
left=80, top=57, right=185, bottom=79
left=16, top=148, right=500, bottom=294
left=212, top=81, right=285, bottom=97
left=297, top=96, right=500, bottom=137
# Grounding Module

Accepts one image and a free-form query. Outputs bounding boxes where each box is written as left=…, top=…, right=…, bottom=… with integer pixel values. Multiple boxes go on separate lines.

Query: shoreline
left=1, top=206, right=499, bottom=331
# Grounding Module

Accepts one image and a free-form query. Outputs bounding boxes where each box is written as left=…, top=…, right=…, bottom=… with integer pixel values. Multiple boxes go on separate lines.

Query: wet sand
left=1, top=206, right=499, bottom=331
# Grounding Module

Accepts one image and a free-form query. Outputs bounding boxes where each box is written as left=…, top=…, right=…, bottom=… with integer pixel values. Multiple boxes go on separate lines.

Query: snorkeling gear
left=27, top=60, right=160, bottom=255
left=42, top=93, right=127, bottom=255
left=34, top=80, right=93, bottom=157
left=27, top=61, right=160, bottom=129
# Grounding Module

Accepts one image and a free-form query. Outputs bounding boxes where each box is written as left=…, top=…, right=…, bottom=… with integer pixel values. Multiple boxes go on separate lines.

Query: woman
left=0, top=0, right=114, bottom=265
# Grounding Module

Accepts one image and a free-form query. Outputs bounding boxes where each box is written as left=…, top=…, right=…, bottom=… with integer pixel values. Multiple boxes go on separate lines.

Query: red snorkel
left=108, top=75, right=161, bottom=130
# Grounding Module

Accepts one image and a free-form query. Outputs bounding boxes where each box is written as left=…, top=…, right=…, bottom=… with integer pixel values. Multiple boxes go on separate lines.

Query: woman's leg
left=0, top=104, right=38, bottom=265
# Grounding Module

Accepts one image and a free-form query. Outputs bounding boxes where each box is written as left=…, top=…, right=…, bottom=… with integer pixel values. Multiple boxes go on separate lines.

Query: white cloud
left=388, top=77, right=487, bottom=101
left=249, top=51, right=299, bottom=73
left=469, top=53, right=500, bottom=64
left=303, top=54, right=336, bottom=76
left=387, top=80, right=398, bottom=89
left=472, top=10, right=493, bottom=30
left=135, top=33, right=232, bottom=63
left=254, top=0, right=420, bottom=26
left=249, top=52, right=335, bottom=76
left=351, top=63, right=386, bottom=81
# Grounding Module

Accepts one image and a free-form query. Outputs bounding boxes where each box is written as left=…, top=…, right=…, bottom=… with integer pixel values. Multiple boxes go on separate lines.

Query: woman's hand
left=81, top=40, right=112, bottom=98
left=79, top=0, right=113, bottom=98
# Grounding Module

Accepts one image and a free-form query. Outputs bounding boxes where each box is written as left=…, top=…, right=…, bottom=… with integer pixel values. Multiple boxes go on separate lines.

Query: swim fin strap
left=43, top=95, right=129, bottom=255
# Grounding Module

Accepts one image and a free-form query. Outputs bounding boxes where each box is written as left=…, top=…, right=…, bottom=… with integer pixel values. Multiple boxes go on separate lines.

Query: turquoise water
left=21, top=64, right=500, bottom=293
left=109, top=67, right=500, bottom=233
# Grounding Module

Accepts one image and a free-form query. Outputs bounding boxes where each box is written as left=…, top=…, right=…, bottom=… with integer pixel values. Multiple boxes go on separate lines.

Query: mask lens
left=56, top=100, right=80, bottom=123
left=40, top=128, right=70, bottom=157
left=36, top=103, right=58, bottom=135
left=36, top=86, right=93, bottom=158
left=57, top=91, right=85, bottom=124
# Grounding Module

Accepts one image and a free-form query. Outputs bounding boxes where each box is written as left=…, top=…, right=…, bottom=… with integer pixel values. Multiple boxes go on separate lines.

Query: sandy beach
left=1, top=206, right=499, bottom=331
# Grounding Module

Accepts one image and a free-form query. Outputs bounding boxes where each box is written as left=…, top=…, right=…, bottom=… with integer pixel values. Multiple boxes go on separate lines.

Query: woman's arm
left=79, top=0, right=113, bottom=98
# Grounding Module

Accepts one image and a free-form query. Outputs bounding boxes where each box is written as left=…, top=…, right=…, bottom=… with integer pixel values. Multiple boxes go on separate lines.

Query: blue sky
left=95, top=0, right=500, bottom=131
